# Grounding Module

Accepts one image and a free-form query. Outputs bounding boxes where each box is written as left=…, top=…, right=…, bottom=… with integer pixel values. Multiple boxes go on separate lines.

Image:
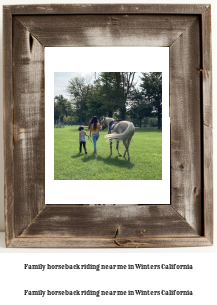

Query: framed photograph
left=3, top=4, right=212, bottom=247
left=46, top=47, right=170, bottom=205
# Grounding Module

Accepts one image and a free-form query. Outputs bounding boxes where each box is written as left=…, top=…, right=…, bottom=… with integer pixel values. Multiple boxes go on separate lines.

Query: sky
left=54, top=72, right=143, bottom=98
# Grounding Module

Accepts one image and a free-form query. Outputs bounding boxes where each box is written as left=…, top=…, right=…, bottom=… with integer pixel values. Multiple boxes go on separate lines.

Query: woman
left=88, top=116, right=101, bottom=153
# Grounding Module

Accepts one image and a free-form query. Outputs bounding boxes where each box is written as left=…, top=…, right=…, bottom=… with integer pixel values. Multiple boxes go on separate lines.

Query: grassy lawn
left=54, top=126, right=162, bottom=180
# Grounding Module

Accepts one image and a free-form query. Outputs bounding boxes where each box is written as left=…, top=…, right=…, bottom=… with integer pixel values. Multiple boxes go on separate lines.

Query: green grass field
left=54, top=126, right=162, bottom=180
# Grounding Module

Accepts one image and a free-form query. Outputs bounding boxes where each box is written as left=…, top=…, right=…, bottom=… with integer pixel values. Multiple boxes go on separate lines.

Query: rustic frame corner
left=3, top=4, right=213, bottom=248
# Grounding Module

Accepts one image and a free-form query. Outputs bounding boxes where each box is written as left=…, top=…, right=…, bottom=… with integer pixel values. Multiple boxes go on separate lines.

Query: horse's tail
left=105, top=123, right=134, bottom=142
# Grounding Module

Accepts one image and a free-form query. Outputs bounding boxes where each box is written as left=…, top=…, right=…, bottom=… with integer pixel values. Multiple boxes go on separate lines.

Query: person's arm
left=79, top=132, right=81, bottom=142
left=88, top=125, right=92, bottom=136
left=85, top=131, right=90, bottom=137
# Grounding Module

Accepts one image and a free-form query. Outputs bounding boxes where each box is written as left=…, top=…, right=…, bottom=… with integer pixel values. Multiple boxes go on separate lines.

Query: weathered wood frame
left=3, top=4, right=212, bottom=248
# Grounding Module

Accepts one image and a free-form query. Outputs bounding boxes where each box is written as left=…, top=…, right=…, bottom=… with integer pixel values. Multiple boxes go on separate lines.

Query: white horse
left=101, top=117, right=135, bottom=161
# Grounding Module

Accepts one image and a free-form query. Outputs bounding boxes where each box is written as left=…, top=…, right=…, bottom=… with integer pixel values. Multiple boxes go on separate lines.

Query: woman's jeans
left=92, top=133, right=99, bottom=151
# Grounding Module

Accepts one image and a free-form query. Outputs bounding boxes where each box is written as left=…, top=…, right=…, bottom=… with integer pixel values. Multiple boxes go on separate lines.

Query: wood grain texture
left=8, top=237, right=212, bottom=248
left=21, top=205, right=199, bottom=238
left=204, top=126, right=213, bottom=242
left=13, top=17, right=45, bottom=236
left=16, top=15, right=198, bottom=47
left=3, top=4, right=207, bottom=15
left=3, top=7, right=14, bottom=246
left=201, top=6, right=213, bottom=243
left=170, top=17, right=202, bottom=235
left=3, top=4, right=213, bottom=248
left=202, top=6, right=212, bottom=128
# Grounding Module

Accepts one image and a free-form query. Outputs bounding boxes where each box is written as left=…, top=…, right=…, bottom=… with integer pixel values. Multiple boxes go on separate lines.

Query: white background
left=1, top=253, right=216, bottom=305
left=0, top=0, right=216, bottom=305
left=46, top=47, right=170, bottom=204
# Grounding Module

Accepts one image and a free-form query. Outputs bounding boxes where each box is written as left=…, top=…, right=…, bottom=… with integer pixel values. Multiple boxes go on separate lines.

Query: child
left=78, top=125, right=89, bottom=154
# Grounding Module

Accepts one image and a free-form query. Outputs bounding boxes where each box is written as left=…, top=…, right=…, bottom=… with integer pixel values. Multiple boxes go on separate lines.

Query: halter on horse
left=101, top=117, right=135, bottom=161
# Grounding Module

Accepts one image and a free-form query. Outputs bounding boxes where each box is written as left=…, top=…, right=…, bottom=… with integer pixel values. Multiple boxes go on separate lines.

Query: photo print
left=45, top=47, right=170, bottom=204
left=54, top=72, right=162, bottom=180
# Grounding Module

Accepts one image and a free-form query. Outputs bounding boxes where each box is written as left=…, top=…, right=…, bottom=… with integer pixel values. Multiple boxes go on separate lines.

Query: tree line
left=54, top=72, right=162, bottom=128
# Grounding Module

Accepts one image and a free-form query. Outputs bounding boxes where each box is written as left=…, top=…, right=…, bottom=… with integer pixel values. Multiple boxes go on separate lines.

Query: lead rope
left=89, top=130, right=92, bottom=142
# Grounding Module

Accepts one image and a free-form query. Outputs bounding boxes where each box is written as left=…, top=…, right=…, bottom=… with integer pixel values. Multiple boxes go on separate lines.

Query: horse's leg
left=123, top=139, right=131, bottom=161
left=126, top=146, right=130, bottom=161
left=110, top=140, right=112, bottom=156
left=126, top=137, right=133, bottom=161
left=116, top=141, right=122, bottom=156
left=123, top=143, right=127, bottom=158
left=123, top=145, right=130, bottom=160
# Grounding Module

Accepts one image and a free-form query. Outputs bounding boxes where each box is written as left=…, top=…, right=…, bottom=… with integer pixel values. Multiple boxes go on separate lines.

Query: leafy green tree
left=54, top=73, right=163, bottom=126
left=54, top=102, right=61, bottom=121
left=54, top=95, right=67, bottom=115
left=66, top=73, right=136, bottom=122
left=65, top=100, right=73, bottom=117
left=127, top=89, right=151, bottom=128
left=54, top=95, right=71, bottom=121
left=96, top=72, right=118, bottom=117
left=140, top=72, right=162, bottom=129
left=59, top=114, right=64, bottom=123
left=85, top=82, right=104, bottom=119
left=117, top=72, right=136, bottom=120
left=67, top=77, right=91, bottom=124
left=96, top=72, right=136, bottom=119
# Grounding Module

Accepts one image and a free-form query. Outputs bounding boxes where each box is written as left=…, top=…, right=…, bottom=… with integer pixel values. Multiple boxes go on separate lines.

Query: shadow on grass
left=71, top=153, right=82, bottom=159
left=71, top=153, right=97, bottom=161
left=81, top=154, right=135, bottom=169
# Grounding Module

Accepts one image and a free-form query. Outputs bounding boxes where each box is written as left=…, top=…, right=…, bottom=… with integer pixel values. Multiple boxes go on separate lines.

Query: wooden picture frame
left=3, top=4, right=212, bottom=248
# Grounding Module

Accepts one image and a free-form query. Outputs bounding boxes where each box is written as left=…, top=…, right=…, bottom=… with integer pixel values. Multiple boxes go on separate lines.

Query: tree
left=54, top=102, right=61, bottom=121
left=95, top=72, right=119, bottom=117
left=97, top=72, right=136, bottom=119
left=59, top=114, right=64, bottom=123
left=67, top=77, right=91, bottom=124
left=54, top=95, right=71, bottom=121
left=65, top=72, right=137, bottom=122
left=127, top=89, right=151, bottom=127
left=117, top=72, right=136, bottom=120
left=85, top=82, right=105, bottom=119
left=140, top=72, right=162, bottom=129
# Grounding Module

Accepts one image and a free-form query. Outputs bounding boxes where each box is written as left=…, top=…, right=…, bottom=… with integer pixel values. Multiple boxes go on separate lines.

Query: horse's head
left=101, top=116, right=108, bottom=130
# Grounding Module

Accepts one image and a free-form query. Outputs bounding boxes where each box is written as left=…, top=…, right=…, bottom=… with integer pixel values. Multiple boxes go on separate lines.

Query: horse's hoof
left=118, top=154, right=122, bottom=157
